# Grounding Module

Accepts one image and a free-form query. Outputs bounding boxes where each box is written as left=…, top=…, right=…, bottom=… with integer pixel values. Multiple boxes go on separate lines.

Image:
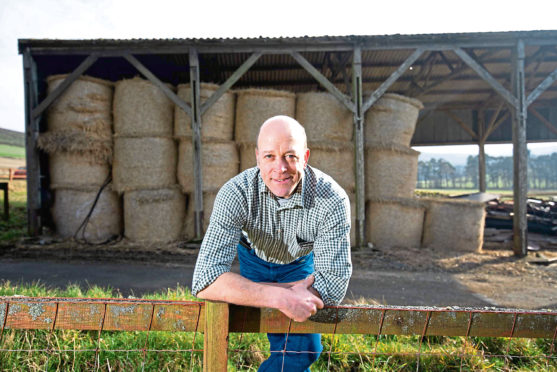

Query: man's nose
left=275, top=157, right=288, bottom=172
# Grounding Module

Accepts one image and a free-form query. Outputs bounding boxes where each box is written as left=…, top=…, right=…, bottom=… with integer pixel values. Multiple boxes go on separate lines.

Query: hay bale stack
left=239, top=142, right=257, bottom=171
left=366, top=198, right=425, bottom=249
left=296, top=92, right=353, bottom=142
left=235, top=89, right=296, bottom=144
left=112, top=137, right=177, bottom=193
left=177, top=139, right=239, bottom=193
left=421, top=198, right=486, bottom=252
left=309, top=141, right=355, bottom=193
left=365, top=93, right=423, bottom=148
left=123, top=188, right=185, bottom=242
left=184, top=191, right=218, bottom=240
left=48, top=152, right=110, bottom=190
left=174, top=83, right=235, bottom=140
left=38, top=131, right=113, bottom=165
left=46, top=74, right=113, bottom=137
left=113, top=77, right=174, bottom=137
left=365, top=145, right=419, bottom=199
left=51, top=187, right=122, bottom=243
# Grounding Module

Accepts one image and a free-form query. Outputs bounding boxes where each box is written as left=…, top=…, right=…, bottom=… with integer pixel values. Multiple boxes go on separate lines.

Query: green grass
left=0, top=180, right=27, bottom=242
left=0, top=128, right=24, bottom=148
left=0, top=144, right=25, bottom=159
left=1, top=282, right=555, bottom=371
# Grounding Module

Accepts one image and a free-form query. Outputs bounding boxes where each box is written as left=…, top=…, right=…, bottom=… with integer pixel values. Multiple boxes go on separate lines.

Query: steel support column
left=22, top=49, right=41, bottom=236
left=352, top=47, right=365, bottom=248
left=511, top=40, right=528, bottom=257
left=189, top=48, right=204, bottom=239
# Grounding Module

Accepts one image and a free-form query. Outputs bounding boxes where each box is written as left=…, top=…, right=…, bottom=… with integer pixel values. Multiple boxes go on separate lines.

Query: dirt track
left=0, top=156, right=25, bottom=169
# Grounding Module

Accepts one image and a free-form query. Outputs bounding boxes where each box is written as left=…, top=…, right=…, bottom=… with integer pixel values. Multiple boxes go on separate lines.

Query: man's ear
left=303, top=148, right=310, bottom=168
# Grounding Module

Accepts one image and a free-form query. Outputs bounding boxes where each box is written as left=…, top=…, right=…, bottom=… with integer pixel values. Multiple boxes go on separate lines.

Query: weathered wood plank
left=352, top=47, right=366, bottom=248
left=526, top=65, right=557, bottom=107
left=204, top=301, right=229, bottom=372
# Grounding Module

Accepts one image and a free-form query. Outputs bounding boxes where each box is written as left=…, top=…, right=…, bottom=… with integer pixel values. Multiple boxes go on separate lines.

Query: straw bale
left=51, top=187, right=122, bottom=243
left=183, top=191, right=218, bottom=240
left=365, top=145, right=419, bottom=199
left=235, top=89, right=295, bottom=143
left=113, top=77, right=174, bottom=137
left=49, top=152, right=110, bottom=190
left=38, top=131, right=113, bottom=165
left=296, top=92, right=353, bottom=142
left=112, top=137, right=177, bottom=193
left=124, top=188, right=185, bottom=242
left=421, top=198, right=486, bottom=252
left=46, top=74, right=113, bottom=137
left=349, top=195, right=356, bottom=247
left=366, top=198, right=425, bottom=249
left=309, top=141, right=354, bottom=193
left=177, top=139, right=239, bottom=193
left=174, top=83, right=235, bottom=140
left=239, top=142, right=258, bottom=171
left=364, top=93, right=423, bottom=147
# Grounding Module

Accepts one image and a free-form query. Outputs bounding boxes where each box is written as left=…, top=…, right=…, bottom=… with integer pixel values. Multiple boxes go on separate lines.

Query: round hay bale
left=177, top=139, right=239, bottom=193
left=235, top=89, right=295, bottom=143
left=46, top=74, right=113, bottom=137
left=113, top=77, right=174, bottom=137
left=183, top=191, right=217, bottom=240
left=51, top=187, right=122, bottom=243
left=296, top=92, right=353, bottom=142
left=174, top=83, right=235, bottom=140
left=38, top=131, right=113, bottom=165
left=365, top=145, right=419, bottom=199
left=124, top=188, right=185, bottom=242
left=239, top=142, right=257, bottom=171
left=309, top=141, right=354, bottom=193
left=49, top=152, right=110, bottom=190
left=112, top=136, right=177, bottom=193
left=365, top=93, right=423, bottom=147
left=421, top=198, right=486, bottom=252
left=366, top=198, right=425, bottom=249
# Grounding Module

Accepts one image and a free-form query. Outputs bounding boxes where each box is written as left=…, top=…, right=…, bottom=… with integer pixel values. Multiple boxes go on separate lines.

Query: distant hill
left=0, top=128, right=24, bottom=147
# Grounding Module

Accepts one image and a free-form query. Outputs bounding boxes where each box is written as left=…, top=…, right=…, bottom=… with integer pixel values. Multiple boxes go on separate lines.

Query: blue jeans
left=237, top=243, right=322, bottom=372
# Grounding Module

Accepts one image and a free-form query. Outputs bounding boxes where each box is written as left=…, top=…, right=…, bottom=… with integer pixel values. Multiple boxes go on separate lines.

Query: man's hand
left=277, top=275, right=324, bottom=322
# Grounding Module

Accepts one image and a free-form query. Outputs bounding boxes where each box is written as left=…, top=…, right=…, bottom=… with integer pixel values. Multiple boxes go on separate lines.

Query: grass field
left=0, top=282, right=554, bottom=371
left=0, top=144, right=25, bottom=159
left=0, top=128, right=24, bottom=148
left=0, top=180, right=27, bottom=241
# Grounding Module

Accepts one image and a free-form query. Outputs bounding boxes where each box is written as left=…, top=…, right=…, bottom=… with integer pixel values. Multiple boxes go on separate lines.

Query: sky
left=1, top=0, right=557, bottom=157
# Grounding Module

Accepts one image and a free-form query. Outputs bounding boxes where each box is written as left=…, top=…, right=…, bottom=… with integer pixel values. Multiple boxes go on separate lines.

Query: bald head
left=257, top=115, right=307, bottom=150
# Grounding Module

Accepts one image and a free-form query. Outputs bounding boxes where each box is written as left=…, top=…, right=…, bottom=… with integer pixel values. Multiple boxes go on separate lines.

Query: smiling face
left=256, top=116, right=310, bottom=198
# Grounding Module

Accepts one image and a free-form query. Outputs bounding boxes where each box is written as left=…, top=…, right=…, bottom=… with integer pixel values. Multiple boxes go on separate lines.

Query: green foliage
left=0, top=128, right=25, bottom=148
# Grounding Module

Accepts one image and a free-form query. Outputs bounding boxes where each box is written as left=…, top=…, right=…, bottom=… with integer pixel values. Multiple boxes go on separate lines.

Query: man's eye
left=264, top=154, right=273, bottom=159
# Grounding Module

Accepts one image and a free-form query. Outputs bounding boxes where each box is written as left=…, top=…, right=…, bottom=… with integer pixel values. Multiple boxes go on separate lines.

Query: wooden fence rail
left=1, top=297, right=556, bottom=371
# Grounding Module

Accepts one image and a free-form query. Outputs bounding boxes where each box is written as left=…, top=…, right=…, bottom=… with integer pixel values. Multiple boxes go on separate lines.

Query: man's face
left=256, top=122, right=309, bottom=199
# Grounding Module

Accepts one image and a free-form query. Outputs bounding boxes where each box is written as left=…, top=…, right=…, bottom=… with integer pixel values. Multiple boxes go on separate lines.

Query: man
left=192, top=115, right=352, bottom=371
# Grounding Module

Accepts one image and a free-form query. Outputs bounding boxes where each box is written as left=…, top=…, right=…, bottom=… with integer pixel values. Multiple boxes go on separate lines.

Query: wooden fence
left=1, top=297, right=556, bottom=371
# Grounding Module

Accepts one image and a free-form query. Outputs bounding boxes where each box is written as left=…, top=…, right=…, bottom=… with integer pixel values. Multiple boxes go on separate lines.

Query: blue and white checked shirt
left=191, top=165, right=352, bottom=305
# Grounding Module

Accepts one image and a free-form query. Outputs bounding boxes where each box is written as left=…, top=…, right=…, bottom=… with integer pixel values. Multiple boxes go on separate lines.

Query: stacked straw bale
left=184, top=191, right=218, bottom=240
left=123, top=188, right=185, bottom=242
left=366, top=198, right=425, bottom=248
left=296, top=92, right=355, bottom=193
left=177, top=139, right=239, bottom=193
left=364, top=93, right=423, bottom=147
left=174, top=83, right=235, bottom=140
left=421, top=198, right=486, bottom=252
left=112, top=77, right=185, bottom=243
left=235, top=89, right=295, bottom=171
left=42, top=74, right=121, bottom=242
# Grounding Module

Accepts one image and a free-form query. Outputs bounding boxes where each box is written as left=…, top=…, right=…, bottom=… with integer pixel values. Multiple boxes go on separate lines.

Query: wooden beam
left=444, top=111, right=479, bottom=140
left=290, top=51, right=355, bottom=112
left=482, top=101, right=506, bottom=141
left=189, top=48, right=204, bottom=240
left=203, top=301, right=229, bottom=372
left=529, top=107, right=557, bottom=136
left=478, top=110, right=487, bottom=192
left=31, top=53, right=98, bottom=119
left=123, top=54, right=192, bottom=117
left=484, top=111, right=510, bottom=140
left=526, top=65, right=557, bottom=107
left=511, top=40, right=528, bottom=257
left=352, top=46, right=366, bottom=248
left=200, top=51, right=262, bottom=115
left=22, top=49, right=40, bottom=236
left=453, top=48, right=517, bottom=108
left=363, top=48, right=424, bottom=113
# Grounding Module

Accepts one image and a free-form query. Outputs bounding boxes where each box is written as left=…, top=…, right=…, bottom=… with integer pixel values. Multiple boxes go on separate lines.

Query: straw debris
left=38, top=131, right=113, bottom=165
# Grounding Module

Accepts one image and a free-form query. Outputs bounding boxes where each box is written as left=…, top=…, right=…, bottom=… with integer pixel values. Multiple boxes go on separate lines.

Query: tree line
left=417, top=152, right=557, bottom=190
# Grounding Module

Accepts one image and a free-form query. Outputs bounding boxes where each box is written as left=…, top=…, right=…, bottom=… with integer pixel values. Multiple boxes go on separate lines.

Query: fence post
left=203, top=301, right=229, bottom=372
